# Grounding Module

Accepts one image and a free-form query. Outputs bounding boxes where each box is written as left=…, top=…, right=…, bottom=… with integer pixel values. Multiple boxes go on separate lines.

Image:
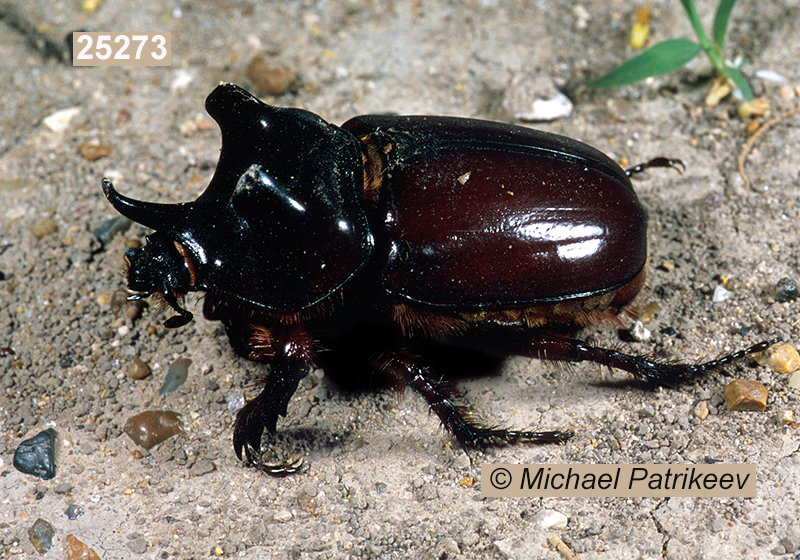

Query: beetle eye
left=173, top=241, right=197, bottom=288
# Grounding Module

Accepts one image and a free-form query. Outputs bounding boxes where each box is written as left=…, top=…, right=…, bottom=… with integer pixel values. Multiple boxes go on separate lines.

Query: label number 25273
left=73, top=33, right=171, bottom=66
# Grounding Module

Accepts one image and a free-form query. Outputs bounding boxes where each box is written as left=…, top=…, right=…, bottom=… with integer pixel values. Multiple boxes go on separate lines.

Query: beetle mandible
left=103, top=83, right=776, bottom=472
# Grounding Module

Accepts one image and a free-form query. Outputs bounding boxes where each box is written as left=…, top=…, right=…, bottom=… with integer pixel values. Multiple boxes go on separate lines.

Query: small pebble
left=502, top=74, right=573, bottom=122
left=774, top=278, right=798, bottom=302
left=78, top=143, right=114, bottom=161
left=694, top=401, right=710, bottom=420
left=125, top=299, right=145, bottom=321
left=459, top=476, right=474, bottom=488
left=628, top=320, right=650, bottom=342
left=65, top=504, right=86, bottom=520
left=123, top=410, right=184, bottom=450
left=28, top=518, right=55, bottom=553
left=65, top=534, right=101, bottom=560
left=737, top=98, right=771, bottom=119
left=789, top=371, right=800, bottom=390
left=127, top=357, right=151, bottom=380
left=637, top=301, right=660, bottom=323
left=754, top=69, right=787, bottom=82
left=159, top=358, right=191, bottom=394
left=127, top=535, right=147, bottom=554
left=226, top=393, right=245, bottom=412
left=703, top=191, right=725, bottom=208
left=453, top=453, right=471, bottom=470
left=31, top=217, right=58, bottom=239
left=723, top=379, right=768, bottom=411
left=533, top=509, right=568, bottom=529
left=246, top=53, right=297, bottom=96
left=751, top=343, right=800, bottom=374
left=273, top=510, right=293, bottom=522
left=778, top=410, right=794, bottom=425
left=13, top=428, right=58, bottom=480
left=81, top=0, right=103, bottom=14
left=188, top=459, right=216, bottom=477
left=42, top=107, right=81, bottom=133
left=712, top=284, right=732, bottom=303
left=92, top=216, right=131, bottom=246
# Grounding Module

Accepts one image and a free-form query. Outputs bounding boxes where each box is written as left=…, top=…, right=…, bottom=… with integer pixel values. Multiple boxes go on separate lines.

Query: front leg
left=233, top=324, right=315, bottom=466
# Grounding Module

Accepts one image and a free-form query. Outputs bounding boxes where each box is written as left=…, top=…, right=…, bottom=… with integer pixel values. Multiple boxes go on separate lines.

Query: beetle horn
left=102, top=178, right=184, bottom=231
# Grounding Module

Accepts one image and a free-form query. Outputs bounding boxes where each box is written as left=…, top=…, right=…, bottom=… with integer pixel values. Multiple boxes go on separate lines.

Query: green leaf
left=679, top=0, right=704, bottom=39
left=713, top=0, right=739, bottom=48
left=586, top=39, right=702, bottom=89
left=723, top=66, right=754, bottom=100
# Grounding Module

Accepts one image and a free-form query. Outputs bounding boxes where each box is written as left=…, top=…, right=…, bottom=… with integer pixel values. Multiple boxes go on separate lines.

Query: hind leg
left=373, top=349, right=573, bottom=451
left=509, top=336, right=779, bottom=386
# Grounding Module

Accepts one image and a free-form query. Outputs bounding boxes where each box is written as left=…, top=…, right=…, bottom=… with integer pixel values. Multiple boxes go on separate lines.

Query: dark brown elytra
left=103, top=83, right=777, bottom=474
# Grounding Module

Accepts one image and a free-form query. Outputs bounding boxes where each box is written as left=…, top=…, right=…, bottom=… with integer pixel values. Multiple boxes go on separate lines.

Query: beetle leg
left=233, top=324, right=314, bottom=467
left=521, top=337, right=779, bottom=386
left=161, top=287, right=194, bottom=328
left=375, top=350, right=573, bottom=452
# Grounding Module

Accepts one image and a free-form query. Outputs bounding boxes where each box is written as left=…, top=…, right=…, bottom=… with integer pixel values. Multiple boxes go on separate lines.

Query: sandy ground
left=1, top=0, right=799, bottom=558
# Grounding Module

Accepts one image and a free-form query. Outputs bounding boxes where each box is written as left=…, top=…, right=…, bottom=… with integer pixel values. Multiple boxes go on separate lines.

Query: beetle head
left=125, top=236, right=195, bottom=328
left=103, top=83, right=373, bottom=321
left=102, top=178, right=195, bottom=327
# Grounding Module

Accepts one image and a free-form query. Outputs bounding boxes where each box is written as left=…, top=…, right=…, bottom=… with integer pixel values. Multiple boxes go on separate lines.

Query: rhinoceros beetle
left=103, top=83, right=776, bottom=473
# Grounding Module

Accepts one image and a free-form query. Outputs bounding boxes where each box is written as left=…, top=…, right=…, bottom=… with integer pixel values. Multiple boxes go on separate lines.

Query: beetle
left=103, top=83, right=776, bottom=472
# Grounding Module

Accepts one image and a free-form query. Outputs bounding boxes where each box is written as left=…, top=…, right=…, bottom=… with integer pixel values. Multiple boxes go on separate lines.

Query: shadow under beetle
left=103, top=83, right=776, bottom=473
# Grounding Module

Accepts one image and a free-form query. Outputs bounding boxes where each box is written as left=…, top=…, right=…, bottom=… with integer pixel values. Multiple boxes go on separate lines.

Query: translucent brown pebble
left=66, top=534, right=101, bottom=560
left=123, top=410, right=184, bottom=450
left=78, top=143, right=113, bottom=161
left=637, top=301, right=661, bottom=324
left=28, top=518, right=55, bottom=553
left=751, top=342, right=800, bottom=374
left=31, top=217, right=57, bottom=239
left=246, top=53, right=296, bottom=96
left=723, top=379, right=768, bottom=411
left=127, top=357, right=151, bottom=380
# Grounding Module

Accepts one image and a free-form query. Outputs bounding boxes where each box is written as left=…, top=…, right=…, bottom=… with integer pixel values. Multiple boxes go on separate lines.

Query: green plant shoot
left=586, top=0, right=753, bottom=100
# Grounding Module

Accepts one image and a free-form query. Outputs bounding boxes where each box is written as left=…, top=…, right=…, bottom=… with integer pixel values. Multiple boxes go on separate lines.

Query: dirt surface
left=1, top=0, right=800, bottom=558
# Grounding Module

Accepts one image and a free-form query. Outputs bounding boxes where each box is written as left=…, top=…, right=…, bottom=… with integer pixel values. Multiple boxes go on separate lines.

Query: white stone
left=42, top=107, right=81, bottom=133
left=533, top=508, right=568, bottom=529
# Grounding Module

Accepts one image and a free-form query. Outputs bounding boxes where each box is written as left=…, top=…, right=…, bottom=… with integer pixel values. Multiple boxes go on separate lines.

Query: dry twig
left=738, top=106, right=800, bottom=190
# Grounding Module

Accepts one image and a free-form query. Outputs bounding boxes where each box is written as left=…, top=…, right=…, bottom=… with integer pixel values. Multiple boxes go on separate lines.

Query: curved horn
left=102, top=178, right=184, bottom=231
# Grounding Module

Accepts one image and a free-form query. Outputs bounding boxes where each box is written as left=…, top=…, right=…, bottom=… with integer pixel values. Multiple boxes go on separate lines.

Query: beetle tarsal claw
left=258, top=455, right=305, bottom=477
left=163, top=312, right=193, bottom=329
left=162, top=289, right=193, bottom=328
